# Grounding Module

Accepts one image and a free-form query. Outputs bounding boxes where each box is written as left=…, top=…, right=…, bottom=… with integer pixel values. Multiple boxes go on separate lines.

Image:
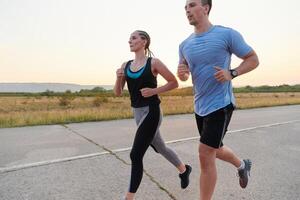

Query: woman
left=114, top=30, right=192, bottom=200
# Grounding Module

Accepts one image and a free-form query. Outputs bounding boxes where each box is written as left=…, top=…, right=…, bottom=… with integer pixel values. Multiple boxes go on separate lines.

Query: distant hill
left=0, top=83, right=114, bottom=93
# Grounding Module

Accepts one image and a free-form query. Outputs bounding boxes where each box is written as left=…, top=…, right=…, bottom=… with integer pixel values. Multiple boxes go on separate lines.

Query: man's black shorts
left=195, top=103, right=234, bottom=149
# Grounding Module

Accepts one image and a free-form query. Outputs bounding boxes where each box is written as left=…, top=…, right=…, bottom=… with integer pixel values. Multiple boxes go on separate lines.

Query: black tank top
left=125, top=57, right=161, bottom=108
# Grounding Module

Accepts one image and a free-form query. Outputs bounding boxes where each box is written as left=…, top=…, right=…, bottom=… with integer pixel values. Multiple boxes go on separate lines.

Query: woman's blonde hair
left=136, top=30, right=154, bottom=57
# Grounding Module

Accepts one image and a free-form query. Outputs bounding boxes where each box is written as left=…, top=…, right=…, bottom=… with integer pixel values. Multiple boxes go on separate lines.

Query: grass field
left=0, top=92, right=299, bottom=128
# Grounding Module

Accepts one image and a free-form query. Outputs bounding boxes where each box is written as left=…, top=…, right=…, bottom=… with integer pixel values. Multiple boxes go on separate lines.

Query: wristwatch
left=229, top=69, right=238, bottom=79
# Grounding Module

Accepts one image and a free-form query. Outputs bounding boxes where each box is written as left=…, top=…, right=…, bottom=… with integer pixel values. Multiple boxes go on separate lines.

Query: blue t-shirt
left=179, top=25, right=252, bottom=116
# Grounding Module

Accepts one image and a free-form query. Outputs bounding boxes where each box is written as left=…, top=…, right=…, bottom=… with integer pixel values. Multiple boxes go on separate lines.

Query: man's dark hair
left=201, top=0, right=212, bottom=15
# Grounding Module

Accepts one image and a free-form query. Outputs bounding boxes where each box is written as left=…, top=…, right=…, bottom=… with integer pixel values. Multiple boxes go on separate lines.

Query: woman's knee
left=130, top=150, right=142, bottom=163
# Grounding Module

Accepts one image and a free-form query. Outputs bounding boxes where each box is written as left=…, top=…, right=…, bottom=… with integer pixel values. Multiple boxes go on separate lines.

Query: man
left=177, top=0, right=259, bottom=200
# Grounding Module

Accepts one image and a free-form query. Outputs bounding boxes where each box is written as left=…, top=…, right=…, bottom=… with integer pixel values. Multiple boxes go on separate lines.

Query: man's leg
left=216, top=140, right=252, bottom=189
left=216, top=145, right=241, bottom=168
left=195, top=104, right=238, bottom=199
left=199, top=143, right=217, bottom=200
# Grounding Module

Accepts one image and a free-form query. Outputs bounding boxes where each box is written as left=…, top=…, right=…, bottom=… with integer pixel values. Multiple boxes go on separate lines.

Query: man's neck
left=194, top=20, right=213, bottom=34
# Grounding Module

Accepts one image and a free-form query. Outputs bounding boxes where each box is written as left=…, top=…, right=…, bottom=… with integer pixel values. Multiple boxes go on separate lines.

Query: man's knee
left=198, top=143, right=216, bottom=167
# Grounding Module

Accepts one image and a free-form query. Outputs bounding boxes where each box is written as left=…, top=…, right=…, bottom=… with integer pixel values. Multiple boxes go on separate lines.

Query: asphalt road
left=0, top=105, right=299, bottom=200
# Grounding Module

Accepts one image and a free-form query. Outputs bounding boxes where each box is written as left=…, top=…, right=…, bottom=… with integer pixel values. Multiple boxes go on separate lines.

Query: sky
left=1, top=0, right=299, bottom=87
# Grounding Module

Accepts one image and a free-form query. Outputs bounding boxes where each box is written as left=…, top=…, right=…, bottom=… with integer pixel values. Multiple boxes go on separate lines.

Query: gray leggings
left=129, top=105, right=182, bottom=193
left=133, top=106, right=182, bottom=167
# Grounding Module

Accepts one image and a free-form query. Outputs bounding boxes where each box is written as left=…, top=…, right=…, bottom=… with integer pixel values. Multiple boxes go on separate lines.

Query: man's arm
left=214, top=50, right=259, bottom=82
left=177, top=58, right=190, bottom=81
left=234, top=50, right=259, bottom=76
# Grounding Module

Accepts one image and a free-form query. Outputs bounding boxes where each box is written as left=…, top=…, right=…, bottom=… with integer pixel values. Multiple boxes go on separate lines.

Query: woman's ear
left=142, top=40, right=147, bottom=48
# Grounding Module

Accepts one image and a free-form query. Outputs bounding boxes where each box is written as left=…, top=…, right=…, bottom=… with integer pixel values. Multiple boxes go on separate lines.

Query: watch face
left=232, top=70, right=238, bottom=76
left=231, top=70, right=238, bottom=78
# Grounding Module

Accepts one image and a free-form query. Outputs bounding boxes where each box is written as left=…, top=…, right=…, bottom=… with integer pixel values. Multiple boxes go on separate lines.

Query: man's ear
left=204, top=4, right=210, bottom=15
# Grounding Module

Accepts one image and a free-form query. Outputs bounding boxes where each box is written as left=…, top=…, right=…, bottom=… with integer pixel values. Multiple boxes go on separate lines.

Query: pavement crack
left=62, top=124, right=129, bottom=165
left=143, top=169, right=177, bottom=200
left=63, top=124, right=177, bottom=200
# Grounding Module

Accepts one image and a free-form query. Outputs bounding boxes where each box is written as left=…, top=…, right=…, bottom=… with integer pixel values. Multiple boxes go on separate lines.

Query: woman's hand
left=116, top=67, right=125, bottom=78
left=140, top=88, right=155, bottom=97
left=114, top=63, right=126, bottom=96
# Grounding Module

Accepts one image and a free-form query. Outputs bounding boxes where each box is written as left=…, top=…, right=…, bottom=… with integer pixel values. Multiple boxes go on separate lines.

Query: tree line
left=0, top=84, right=299, bottom=97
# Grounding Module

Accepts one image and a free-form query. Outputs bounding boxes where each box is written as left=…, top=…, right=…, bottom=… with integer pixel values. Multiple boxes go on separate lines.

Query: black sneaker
left=179, top=164, right=192, bottom=189
left=238, top=159, right=252, bottom=188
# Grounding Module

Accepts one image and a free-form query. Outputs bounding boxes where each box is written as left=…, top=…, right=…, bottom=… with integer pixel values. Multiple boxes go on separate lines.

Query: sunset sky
left=1, top=0, right=299, bottom=87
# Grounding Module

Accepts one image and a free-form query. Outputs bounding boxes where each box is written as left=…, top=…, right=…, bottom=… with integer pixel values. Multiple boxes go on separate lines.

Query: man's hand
left=214, top=66, right=232, bottom=83
left=177, top=63, right=190, bottom=81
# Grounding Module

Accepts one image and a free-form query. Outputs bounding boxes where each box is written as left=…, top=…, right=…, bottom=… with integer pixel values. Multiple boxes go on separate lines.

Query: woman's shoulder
left=150, top=57, right=167, bottom=72
left=150, top=57, right=162, bottom=65
left=121, top=60, right=132, bottom=69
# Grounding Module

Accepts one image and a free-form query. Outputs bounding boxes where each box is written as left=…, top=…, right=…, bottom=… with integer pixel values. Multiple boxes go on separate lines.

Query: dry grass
left=0, top=92, right=299, bottom=128
left=235, top=92, right=300, bottom=109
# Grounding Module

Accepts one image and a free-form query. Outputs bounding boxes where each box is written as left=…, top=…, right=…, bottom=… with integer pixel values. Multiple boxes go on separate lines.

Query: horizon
left=1, top=0, right=300, bottom=86
left=1, top=82, right=299, bottom=88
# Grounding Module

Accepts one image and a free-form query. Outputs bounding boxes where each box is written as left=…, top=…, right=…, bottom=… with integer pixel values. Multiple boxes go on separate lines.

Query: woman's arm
left=140, top=58, right=178, bottom=97
left=113, top=62, right=126, bottom=96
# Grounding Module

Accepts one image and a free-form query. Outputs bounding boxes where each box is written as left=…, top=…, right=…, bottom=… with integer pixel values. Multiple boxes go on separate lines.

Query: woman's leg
left=151, top=130, right=184, bottom=171
left=150, top=109, right=192, bottom=189
left=125, top=105, right=160, bottom=199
